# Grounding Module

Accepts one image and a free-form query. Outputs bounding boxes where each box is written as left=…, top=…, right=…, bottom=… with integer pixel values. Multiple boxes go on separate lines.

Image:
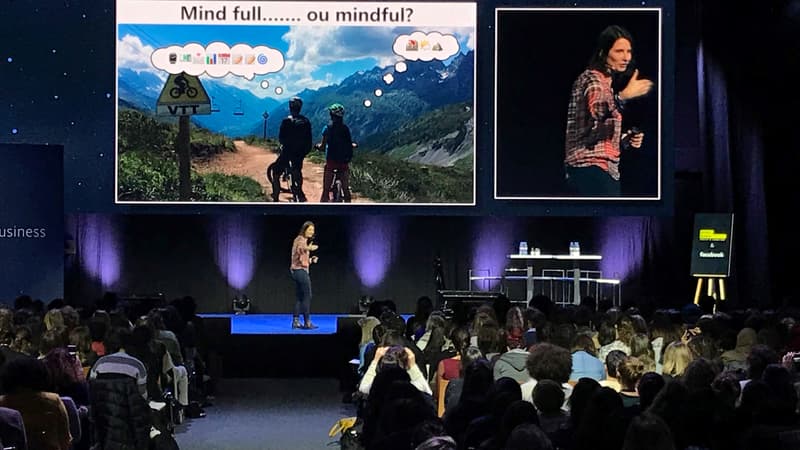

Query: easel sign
left=690, top=213, right=734, bottom=303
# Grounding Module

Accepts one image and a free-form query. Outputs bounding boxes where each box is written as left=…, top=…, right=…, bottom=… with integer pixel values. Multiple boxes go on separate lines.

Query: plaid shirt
left=565, top=69, right=623, bottom=180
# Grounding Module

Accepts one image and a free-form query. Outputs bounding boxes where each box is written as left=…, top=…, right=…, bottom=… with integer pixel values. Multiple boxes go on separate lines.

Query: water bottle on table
left=519, top=241, right=528, bottom=255
left=569, top=241, right=581, bottom=256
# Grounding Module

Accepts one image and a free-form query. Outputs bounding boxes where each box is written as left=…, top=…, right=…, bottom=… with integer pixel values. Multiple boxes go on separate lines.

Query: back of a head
left=524, top=307, right=547, bottom=331
left=571, top=333, right=597, bottom=356
left=476, top=324, right=502, bottom=355
left=289, top=96, right=303, bottom=114
left=415, top=296, right=433, bottom=319
left=550, top=323, right=576, bottom=350
left=500, top=400, right=539, bottom=445
left=380, top=329, right=404, bottom=347
left=425, top=313, right=446, bottom=335
left=569, top=378, right=601, bottom=424
left=630, top=333, right=653, bottom=359
left=39, top=327, right=66, bottom=356
left=88, top=317, right=109, bottom=342
left=459, top=346, right=483, bottom=377
left=451, top=327, right=470, bottom=355
left=492, top=376, right=523, bottom=402
left=414, top=436, right=456, bottom=450
left=618, top=356, right=646, bottom=391
left=461, top=358, right=492, bottom=400
left=13, top=295, right=33, bottom=311
left=506, top=424, right=554, bottom=450
left=380, top=311, right=406, bottom=335
left=747, top=344, right=778, bottom=380
left=43, top=308, right=65, bottom=330
left=682, top=358, right=717, bottom=392
left=103, top=327, right=128, bottom=354
left=44, top=347, right=84, bottom=389
left=621, top=412, right=676, bottom=450
left=662, top=341, right=693, bottom=377
left=533, top=379, right=565, bottom=414
left=647, top=379, right=689, bottom=419
left=687, top=334, right=719, bottom=360
left=1, top=357, right=49, bottom=394
left=378, top=345, right=410, bottom=372
left=526, top=343, right=572, bottom=384
left=616, top=316, right=635, bottom=345
left=762, top=364, right=797, bottom=409
left=711, top=371, right=742, bottom=408
left=637, top=372, right=665, bottom=410
left=506, top=306, right=525, bottom=331
left=129, top=325, right=152, bottom=352
left=598, top=321, right=616, bottom=346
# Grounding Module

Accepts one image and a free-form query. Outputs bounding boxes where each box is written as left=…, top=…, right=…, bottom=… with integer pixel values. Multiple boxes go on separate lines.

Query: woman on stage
left=291, top=221, right=319, bottom=329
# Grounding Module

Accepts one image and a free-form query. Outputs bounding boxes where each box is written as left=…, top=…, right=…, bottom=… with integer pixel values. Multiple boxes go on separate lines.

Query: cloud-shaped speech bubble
left=151, top=42, right=284, bottom=80
left=392, top=32, right=459, bottom=62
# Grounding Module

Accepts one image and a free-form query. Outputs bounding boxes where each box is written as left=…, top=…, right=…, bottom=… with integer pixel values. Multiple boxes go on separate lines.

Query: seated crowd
left=347, top=295, right=800, bottom=450
left=0, top=293, right=213, bottom=450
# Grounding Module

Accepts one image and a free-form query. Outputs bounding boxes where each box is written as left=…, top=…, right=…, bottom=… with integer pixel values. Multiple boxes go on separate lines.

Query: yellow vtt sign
left=156, top=72, right=211, bottom=116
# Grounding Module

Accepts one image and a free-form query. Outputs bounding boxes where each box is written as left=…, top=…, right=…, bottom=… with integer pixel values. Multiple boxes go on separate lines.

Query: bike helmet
left=328, top=103, right=345, bottom=117
left=289, top=96, right=303, bottom=111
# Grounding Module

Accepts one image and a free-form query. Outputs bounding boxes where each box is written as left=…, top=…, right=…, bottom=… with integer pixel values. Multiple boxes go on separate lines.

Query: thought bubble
left=383, top=73, right=395, bottom=85
left=152, top=42, right=285, bottom=80
left=374, top=89, right=383, bottom=97
left=275, top=87, right=284, bottom=95
left=363, top=99, right=372, bottom=107
left=260, top=80, right=270, bottom=89
left=393, top=32, right=459, bottom=61
left=395, top=61, right=407, bottom=73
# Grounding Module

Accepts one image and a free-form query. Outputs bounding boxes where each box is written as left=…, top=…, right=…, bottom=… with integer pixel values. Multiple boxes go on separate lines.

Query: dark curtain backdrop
left=693, top=0, right=799, bottom=306
left=63, top=214, right=695, bottom=313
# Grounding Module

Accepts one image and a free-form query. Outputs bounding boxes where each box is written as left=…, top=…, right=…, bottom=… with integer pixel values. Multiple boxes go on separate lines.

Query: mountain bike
left=266, top=154, right=304, bottom=202
left=330, top=168, right=346, bottom=203
left=317, top=142, right=357, bottom=203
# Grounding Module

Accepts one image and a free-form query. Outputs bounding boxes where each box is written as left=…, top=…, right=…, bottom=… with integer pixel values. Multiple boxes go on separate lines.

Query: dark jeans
left=565, top=165, right=621, bottom=197
left=291, top=269, right=311, bottom=322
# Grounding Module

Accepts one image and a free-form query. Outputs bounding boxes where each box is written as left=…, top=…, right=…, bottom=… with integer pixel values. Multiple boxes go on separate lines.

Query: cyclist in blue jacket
left=317, top=103, right=353, bottom=202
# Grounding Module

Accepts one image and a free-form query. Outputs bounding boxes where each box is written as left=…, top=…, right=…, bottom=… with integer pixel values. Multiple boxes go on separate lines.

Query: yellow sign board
left=698, top=229, right=728, bottom=241
left=156, top=72, right=211, bottom=116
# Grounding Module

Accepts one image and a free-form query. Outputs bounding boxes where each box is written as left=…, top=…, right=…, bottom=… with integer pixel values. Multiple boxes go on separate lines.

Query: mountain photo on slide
left=115, top=7, right=476, bottom=205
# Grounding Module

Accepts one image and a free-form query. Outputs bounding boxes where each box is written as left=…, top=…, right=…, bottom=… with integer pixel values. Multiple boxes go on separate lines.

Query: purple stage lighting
left=598, top=217, right=648, bottom=282
left=472, top=217, right=516, bottom=290
left=210, top=215, right=259, bottom=291
left=78, top=214, right=121, bottom=289
left=351, top=216, right=398, bottom=288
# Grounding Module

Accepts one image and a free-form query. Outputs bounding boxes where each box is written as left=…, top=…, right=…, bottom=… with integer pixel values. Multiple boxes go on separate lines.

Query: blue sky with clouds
left=118, top=24, right=473, bottom=98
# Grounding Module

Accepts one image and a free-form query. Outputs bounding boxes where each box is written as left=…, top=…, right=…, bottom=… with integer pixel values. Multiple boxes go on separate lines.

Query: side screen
left=495, top=8, right=664, bottom=202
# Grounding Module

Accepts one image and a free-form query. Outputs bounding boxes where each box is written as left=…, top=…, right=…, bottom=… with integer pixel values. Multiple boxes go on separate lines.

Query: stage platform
left=198, top=313, right=347, bottom=335
left=198, top=313, right=365, bottom=379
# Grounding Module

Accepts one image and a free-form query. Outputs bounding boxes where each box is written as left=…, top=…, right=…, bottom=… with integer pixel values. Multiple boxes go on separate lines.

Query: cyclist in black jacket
left=318, top=103, right=353, bottom=202
left=273, top=96, right=312, bottom=202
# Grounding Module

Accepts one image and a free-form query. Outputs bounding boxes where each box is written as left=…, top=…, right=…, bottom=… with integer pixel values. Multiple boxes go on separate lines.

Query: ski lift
left=233, top=99, right=244, bottom=116
left=210, top=96, right=220, bottom=113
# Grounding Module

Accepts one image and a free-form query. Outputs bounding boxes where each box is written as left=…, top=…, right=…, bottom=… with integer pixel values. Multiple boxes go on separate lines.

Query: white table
left=507, top=254, right=603, bottom=304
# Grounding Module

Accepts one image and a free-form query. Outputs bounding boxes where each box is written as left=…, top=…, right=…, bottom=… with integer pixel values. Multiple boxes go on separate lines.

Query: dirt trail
left=193, top=140, right=371, bottom=203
